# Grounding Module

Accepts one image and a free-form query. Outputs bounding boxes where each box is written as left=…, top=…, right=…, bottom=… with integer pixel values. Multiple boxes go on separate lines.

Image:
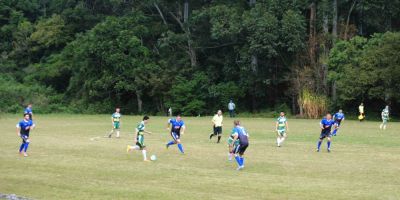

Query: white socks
left=142, top=150, right=147, bottom=160
left=277, top=137, right=285, bottom=146
left=116, top=131, right=120, bottom=137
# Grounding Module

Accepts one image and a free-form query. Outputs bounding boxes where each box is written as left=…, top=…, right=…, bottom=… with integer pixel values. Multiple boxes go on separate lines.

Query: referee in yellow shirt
left=209, top=110, right=223, bottom=143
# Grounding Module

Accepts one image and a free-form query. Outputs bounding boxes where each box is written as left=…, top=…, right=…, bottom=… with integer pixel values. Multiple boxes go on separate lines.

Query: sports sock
left=116, top=131, right=120, bottom=137
left=234, top=156, right=241, bottom=167
left=276, top=138, right=280, bottom=144
left=142, top=150, right=147, bottom=160
left=241, top=157, right=245, bottom=166
left=380, top=124, right=383, bottom=129
left=317, top=141, right=322, bottom=149
left=327, top=141, right=331, bottom=149
left=23, top=142, right=29, bottom=152
left=228, top=153, right=233, bottom=160
left=209, top=133, right=213, bottom=139
left=383, top=125, right=386, bottom=130
left=281, top=137, right=285, bottom=143
left=177, top=143, right=184, bottom=153
left=19, top=143, right=25, bottom=152
left=217, top=136, right=221, bottom=143
left=167, top=141, right=175, bottom=147
left=332, top=129, right=337, bottom=135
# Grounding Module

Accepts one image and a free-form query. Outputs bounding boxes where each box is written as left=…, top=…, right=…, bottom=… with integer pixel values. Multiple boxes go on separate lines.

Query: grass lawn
left=0, top=114, right=399, bottom=200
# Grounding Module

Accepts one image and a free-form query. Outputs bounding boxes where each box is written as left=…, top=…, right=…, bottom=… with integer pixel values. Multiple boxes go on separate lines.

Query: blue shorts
left=170, top=132, right=180, bottom=141
left=319, top=130, right=332, bottom=139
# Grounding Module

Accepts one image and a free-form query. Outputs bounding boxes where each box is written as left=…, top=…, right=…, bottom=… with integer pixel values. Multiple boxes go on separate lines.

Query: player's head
left=385, top=105, right=389, bottom=110
left=23, top=113, right=30, bottom=120
left=217, top=110, right=222, bottom=115
left=339, top=109, right=343, bottom=113
left=230, top=99, right=233, bottom=103
left=326, top=112, right=332, bottom=120
left=233, top=120, right=240, bottom=126
left=115, top=107, right=120, bottom=113
left=361, top=103, right=363, bottom=106
left=143, top=116, right=150, bottom=124
left=176, top=115, right=181, bottom=121
left=280, top=112, right=285, bottom=117
left=27, top=104, right=32, bottom=108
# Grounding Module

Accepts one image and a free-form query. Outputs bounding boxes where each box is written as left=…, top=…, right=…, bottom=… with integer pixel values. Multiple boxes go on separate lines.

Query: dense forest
left=0, top=0, right=399, bottom=117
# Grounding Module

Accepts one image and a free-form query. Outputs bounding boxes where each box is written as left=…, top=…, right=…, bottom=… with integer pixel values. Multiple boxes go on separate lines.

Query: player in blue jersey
left=24, top=104, right=33, bottom=120
left=16, top=114, right=35, bottom=157
left=317, top=113, right=335, bottom=152
left=166, top=115, right=186, bottom=154
left=231, top=120, right=249, bottom=170
left=332, top=109, right=345, bottom=136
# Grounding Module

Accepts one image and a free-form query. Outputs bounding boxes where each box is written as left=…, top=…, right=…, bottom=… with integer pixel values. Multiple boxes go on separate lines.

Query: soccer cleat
left=23, top=152, right=28, bottom=157
left=143, top=159, right=150, bottom=162
left=166, top=144, right=169, bottom=149
left=126, top=145, right=131, bottom=153
left=327, top=148, right=331, bottom=153
left=108, top=134, right=112, bottom=138
left=316, top=149, right=320, bottom=152
left=236, top=166, right=244, bottom=171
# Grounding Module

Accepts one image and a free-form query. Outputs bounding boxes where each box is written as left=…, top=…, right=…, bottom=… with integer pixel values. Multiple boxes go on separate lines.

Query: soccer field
left=0, top=114, right=399, bottom=200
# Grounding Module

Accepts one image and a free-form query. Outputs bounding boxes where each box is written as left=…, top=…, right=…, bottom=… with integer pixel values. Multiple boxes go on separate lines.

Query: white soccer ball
left=150, top=155, right=157, bottom=161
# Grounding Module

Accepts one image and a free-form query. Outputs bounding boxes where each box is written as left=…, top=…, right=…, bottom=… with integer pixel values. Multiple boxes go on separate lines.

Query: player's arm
left=285, top=121, right=289, bottom=132
left=16, top=124, right=21, bottom=136
left=166, top=120, right=171, bottom=130
left=29, top=123, right=36, bottom=130
left=320, top=122, right=324, bottom=130
left=143, top=129, right=152, bottom=135
left=275, top=121, right=279, bottom=131
left=180, top=125, right=186, bottom=135
left=231, top=133, right=238, bottom=146
left=134, top=129, right=139, bottom=143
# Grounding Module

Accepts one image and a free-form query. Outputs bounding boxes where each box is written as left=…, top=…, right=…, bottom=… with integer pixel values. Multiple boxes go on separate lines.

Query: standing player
left=127, top=116, right=152, bottom=161
left=358, top=103, right=365, bottom=121
left=16, top=114, right=35, bottom=157
left=166, top=115, right=186, bottom=154
left=316, top=113, right=335, bottom=152
left=275, top=112, right=289, bottom=147
left=227, top=125, right=240, bottom=161
left=380, top=106, right=390, bottom=130
left=24, top=104, right=33, bottom=120
left=209, top=110, right=223, bottom=143
left=332, top=109, right=345, bottom=136
left=228, top=100, right=236, bottom=118
left=108, top=108, right=121, bottom=138
left=231, top=120, right=249, bottom=170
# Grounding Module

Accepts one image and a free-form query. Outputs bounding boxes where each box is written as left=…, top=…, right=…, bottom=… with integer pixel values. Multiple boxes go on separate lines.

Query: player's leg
left=209, top=126, right=216, bottom=140
left=137, top=135, right=148, bottom=161
left=317, top=132, right=325, bottom=152
left=238, top=144, right=248, bottom=169
left=176, top=138, right=184, bottom=154
left=327, top=136, right=332, bottom=152
left=22, top=136, right=30, bottom=157
left=19, top=137, right=26, bottom=154
left=233, top=144, right=242, bottom=168
left=166, top=132, right=177, bottom=148
left=217, top=127, right=222, bottom=143
left=108, top=124, right=115, bottom=138
left=115, top=122, right=120, bottom=138
left=280, top=132, right=287, bottom=145
left=332, top=123, right=339, bottom=136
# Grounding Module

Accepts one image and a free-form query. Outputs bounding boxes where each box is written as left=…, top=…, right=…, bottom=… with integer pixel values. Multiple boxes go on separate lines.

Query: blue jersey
left=232, top=126, right=249, bottom=145
left=333, top=112, right=345, bottom=122
left=320, top=118, right=334, bottom=131
left=169, top=119, right=185, bottom=133
left=24, top=107, right=32, bottom=114
left=17, top=120, right=34, bottom=135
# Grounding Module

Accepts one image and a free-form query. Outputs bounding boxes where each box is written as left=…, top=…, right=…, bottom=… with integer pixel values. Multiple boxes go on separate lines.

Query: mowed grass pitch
left=0, top=114, right=399, bottom=200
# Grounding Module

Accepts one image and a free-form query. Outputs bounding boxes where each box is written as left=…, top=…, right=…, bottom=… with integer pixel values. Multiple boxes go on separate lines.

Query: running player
left=108, top=108, right=121, bottom=138
left=209, top=110, right=223, bottom=143
left=380, top=106, right=390, bottom=130
left=275, top=112, right=289, bottom=147
left=227, top=127, right=240, bottom=161
left=166, top=115, right=186, bottom=154
left=24, top=104, right=33, bottom=120
left=16, top=114, right=35, bottom=157
left=317, top=113, right=335, bottom=152
left=332, top=109, right=345, bottom=136
left=231, top=120, right=249, bottom=170
left=127, top=116, right=152, bottom=161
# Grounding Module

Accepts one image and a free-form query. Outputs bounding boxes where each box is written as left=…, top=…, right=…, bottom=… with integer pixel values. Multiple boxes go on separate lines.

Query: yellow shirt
left=212, top=114, right=223, bottom=127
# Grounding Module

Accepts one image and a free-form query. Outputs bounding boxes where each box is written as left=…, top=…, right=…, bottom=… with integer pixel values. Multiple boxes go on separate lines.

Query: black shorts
left=234, top=143, right=249, bottom=155
left=319, top=129, right=332, bottom=139
left=171, top=131, right=180, bottom=141
left=213, top=126, right=222, bottom=135
left=20, top=134, right=29, bottom=143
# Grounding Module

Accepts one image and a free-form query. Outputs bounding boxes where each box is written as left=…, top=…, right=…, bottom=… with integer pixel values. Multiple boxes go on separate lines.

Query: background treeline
left=0, top=0, right=399, bottom=118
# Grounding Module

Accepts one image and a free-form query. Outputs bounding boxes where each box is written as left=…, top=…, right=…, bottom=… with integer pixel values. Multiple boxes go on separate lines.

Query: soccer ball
left=150, top=155, right=157, bottom=161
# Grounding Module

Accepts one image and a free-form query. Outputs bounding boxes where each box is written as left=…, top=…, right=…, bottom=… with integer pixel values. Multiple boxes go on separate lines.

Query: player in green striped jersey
left=127, top=116, right=152, bottom=161
left=276, top=112, right=289, bottom=147
left=380, top=106, right=390, bottom=130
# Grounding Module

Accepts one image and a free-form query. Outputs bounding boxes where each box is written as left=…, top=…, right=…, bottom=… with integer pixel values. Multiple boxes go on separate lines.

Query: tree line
left=0, top=0, right=399, bottom=117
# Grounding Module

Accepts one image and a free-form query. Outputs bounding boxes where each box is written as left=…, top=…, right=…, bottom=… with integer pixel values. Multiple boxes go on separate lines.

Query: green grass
left=0, top=114, right=399, bottom=200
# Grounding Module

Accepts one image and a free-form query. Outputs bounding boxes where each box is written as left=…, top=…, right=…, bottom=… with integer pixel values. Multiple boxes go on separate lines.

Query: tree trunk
left=309, top=1, right=317, bottom=66
left=136, top=90, right=143, bottom=113
left=358, top=0, right=364, bottom=35
left=154, top=3, right=167, bottom=25
left=184, top=0, right=189, bottom=23
left=332, top=0, right=338, bottom=43
left=344, top=0, right=357, bottom=40
left=332, top=80, right=337, bottom=105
